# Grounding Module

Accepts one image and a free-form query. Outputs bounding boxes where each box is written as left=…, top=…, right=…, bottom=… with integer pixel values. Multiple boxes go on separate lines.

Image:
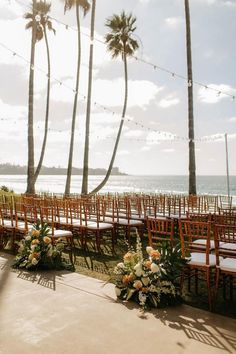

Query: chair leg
left=214, top=268, right=220, bottom=306
left=223, top=275, right=226, bottom=299
left=206, top=268, right=212, bottom=311
left=195, top=269, right=198, bottom=295
left=230, top=276, right=233, bottom=301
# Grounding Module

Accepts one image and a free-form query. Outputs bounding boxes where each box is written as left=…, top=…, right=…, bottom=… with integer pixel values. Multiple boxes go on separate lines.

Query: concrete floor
left=0, top=252, right=236, bottom=354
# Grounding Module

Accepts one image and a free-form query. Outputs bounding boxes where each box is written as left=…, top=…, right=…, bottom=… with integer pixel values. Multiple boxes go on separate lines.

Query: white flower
left=117, top=262, right=125, bottom=269
left=115, top=287, right=121, bottom=297
left=25, top=235, right=31, bottom=241
left=138, top=292, right=147, bottom=305
left=47, top=250, right=53, bottom=257
left=31, top=245, right=36, bottom=251
left=141, top=277, right=150, bottom=286
left=134, top=263, right=143, bottom=277
left=151, top=263, right=159, bottom=273
left=31, top=258, right=38, bottom=265
left=146, top=246, right=153, bottom=255
left=149, top=284, right=157, bottom=292
left=18, top=244, right=24, bottom=252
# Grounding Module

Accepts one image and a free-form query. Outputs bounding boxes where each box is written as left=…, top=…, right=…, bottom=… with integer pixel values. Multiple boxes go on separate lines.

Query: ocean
left=0, top=175, right=236, bottom=202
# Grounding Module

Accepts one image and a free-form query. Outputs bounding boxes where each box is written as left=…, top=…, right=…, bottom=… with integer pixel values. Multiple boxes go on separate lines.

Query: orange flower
left=32, top=252, right=39, bottom=259
left=31, top=229, right=40, bottom=237
left=133, top=280, right=142, bottom=290
left=43, top=236, right=52, bottom=244
left=150, top=250, right=160, bottom=260
left=122, top=275, right=130, bottom=285
left=128, top=273, right=135, bottom=282
left=123, top=252, right=133, bottom=261
left=31, top=239, right=39, bottom=245
left=142, top=287, right=149, bottom=293
left=144, top=260, right=152, bottom=269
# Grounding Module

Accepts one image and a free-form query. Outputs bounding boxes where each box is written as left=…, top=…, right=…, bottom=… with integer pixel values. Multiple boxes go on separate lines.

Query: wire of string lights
left=11, top=0, right=236, bottom=100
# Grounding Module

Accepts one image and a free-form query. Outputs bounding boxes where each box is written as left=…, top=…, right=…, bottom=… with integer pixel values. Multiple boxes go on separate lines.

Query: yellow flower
left=144, top=260, right=152, bottom=269
left=123, top=252, right=133, bottom=261
left=31, top=229, right=40, bottom=237
left=43, top=236, right=52, bottom=244
left=133, top=280, right=142, bottom=290
left=150, top=250, right=160, bottom=260
left=122, top=275, right=130, bottom=285
left=31, top=239, right=39, bottom=245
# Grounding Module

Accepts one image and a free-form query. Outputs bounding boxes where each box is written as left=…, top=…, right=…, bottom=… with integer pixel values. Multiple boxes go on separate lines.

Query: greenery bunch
left=113, top=233, right=185, bottom=310
left=13, top=221, right=73, bottom=271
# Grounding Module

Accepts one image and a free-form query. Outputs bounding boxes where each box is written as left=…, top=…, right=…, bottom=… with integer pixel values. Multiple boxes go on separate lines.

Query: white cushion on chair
left=188, top=252, right=219, bottom=267
left=118, top=219, right=143, bottom=226
left=219, top=242, right=236, bottom=251
left=192, top=239, right=215, bottom=250
left=48, top=229, right=72, bottom=238
left=87, top=222, right=113, bottom=230
left=219, top=258, right=236, bottom=273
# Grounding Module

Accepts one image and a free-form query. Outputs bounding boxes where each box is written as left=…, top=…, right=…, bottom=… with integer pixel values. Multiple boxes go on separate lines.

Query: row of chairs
left=0, top=198, right=146, bottom=255
left=146, top=215, right=236, bottom=310
left=1, top=193, right=233, bottom=219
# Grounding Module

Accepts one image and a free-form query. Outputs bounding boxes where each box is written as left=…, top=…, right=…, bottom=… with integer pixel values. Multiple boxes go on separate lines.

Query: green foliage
left=13, top=222, right=74, bottom=271
left=156, top=241, right=186, bottom=284
left=0, top=185, right=14, bottom=193
left=113, top=234, right=183, bottom=310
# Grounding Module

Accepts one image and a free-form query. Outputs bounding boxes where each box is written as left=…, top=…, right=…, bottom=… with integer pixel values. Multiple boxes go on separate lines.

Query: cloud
left=194, top=0, right=236, bottom=6
left=117, top=150, right=130, bottom=156
left=165, top=17, right=183, bottom=28
left=93, top=78, right=162, bottom=109
left=0, top=99, right=26, bottom=118
left=158, top=96, right=180, bottom=108
left=140, top=146, right=151, bottom=151
left=229, top=117, right=236, bottom=122
left=162, top=148, right=175, bottom=153
left=138, top=0, right=151, bottom=3
left=198, top=84, right=236, bottom=103
left=124, top=129, right=144, bottom=138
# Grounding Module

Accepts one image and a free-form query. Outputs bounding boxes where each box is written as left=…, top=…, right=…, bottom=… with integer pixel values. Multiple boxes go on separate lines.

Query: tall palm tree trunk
left=34, top=25, right=51, bottom=182
left=89, top=52, right=128, bottom=195
left=81, top=0, right=96, bottom=195
left=64, top=4, right=82, bottom=196
left=185, top=0, right=196, bottom=195
left=26, top=0, right=36, bottom=195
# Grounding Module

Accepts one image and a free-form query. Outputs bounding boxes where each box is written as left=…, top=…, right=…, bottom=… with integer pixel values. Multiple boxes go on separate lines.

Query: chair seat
left=118, top=219, right=143, bottom=226
left=187, top=252, right=221, bottom=267
left=220, top=242, right=236, bottom=251
left=17, top=222, right=33, bottom=231
left=48, top=229, right=73, bottom=238
left=2, top=219, right=14, bottom=228
left=192, top=239, right=215, bottom=250
left=219, top=258, right=236, bottom=273
left=86, top=222, right=113, bottom=230
left=104, top=217, right=118, bottom=223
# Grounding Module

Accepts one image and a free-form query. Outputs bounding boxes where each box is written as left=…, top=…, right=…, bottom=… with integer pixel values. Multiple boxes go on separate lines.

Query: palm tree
left=81, top=0, right=96, bottom=195
left=25, top=1, right=55, bottom=184
left=89, top=11, right=139, bottom=195
left=25, top=0, right=37, bottom=194
left=63, top=0, right=90, bottom=196
left=185, top=0, right=196, bottom=195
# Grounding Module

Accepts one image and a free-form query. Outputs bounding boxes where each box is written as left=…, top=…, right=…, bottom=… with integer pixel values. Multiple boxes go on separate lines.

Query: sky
left=0, top=0, right=236, bottom=176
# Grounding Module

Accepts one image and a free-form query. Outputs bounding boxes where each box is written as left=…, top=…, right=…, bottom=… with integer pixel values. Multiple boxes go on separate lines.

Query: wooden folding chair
left=179, top=220, right=216, bottom=310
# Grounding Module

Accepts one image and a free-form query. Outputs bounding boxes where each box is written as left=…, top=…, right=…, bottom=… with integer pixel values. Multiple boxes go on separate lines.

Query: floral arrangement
left=114, top=233, right=184, bottom=310
left=13, top=221, right=74, bottom=271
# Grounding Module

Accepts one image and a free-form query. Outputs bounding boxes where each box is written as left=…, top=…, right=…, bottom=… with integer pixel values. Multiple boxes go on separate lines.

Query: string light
left=11, top=0, right=236, bottom=101
left=0, top=116, right=235, bottom=143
